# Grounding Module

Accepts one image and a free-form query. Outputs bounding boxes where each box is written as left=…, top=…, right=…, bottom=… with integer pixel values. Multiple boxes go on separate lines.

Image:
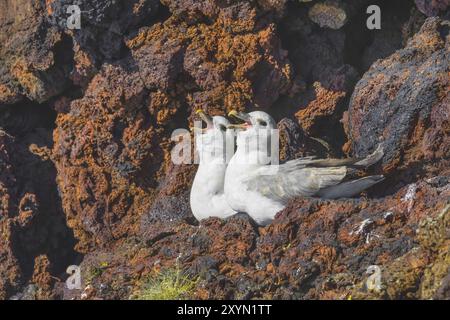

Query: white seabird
left=190, top=110, right=237, bottom=221
left=224, top=110, right=384, bottom=226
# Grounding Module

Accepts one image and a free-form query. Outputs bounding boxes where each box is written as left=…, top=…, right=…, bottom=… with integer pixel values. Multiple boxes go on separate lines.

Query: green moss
left=132, top=266, right=198, bottom=300
left=351, top=204, right=450, bottom=300
left=84, top=265, right=106, bottom=285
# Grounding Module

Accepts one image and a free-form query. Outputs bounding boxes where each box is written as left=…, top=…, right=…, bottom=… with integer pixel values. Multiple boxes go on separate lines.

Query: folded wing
left=242, top=144, right=384, bottom=203
left=243, top=158, right=348, bottom=203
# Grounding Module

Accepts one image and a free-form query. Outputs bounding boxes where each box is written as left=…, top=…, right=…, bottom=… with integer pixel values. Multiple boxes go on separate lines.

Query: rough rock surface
left=0, top=127, right=78, bottom=299
left=0, top=0, right=448, bottom=300
left=0, top=0, right=73, bottom=103
left=308, top=0, right=349, bottom=30
left=415, top=0, right=450, bottom=17
left=67, top=177, right=449, bottom=300
left=344, top=18, right=449, bottom=179
left=47, top=0, right=163, bottom=88
left=52, top=0, right=292, bottom=252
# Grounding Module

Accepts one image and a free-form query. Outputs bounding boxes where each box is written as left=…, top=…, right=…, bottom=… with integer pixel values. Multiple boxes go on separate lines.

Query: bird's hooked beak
left=191, top=109, right=213, bottom=133
left=227, top=110, right=252, bottom=130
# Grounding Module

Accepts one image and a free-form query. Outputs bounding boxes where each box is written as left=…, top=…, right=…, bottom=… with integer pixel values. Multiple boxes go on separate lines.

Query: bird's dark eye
left=258, top=119, right=267, bottom=126
left=220, top=125, right=227, bottom=131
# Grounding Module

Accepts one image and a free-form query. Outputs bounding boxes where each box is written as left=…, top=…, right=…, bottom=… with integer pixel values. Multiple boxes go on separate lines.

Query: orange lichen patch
left=376, top=252, right=392, bottom=264
left=45, top=0, right=54, bottom=16
left=133, top=0, right=147, bottom=15
left=192, top=21, right=290, bottom=109
left=29, top=143, right=52, bottom=161
left=384, top=70, right=411, bottom=100
left=217, top=6, right=257, bottom=33
left=408, top=30, right=445, bottom=54
left=223, top=80, right=254, bottom=111
left=126, top=18, right=190, bottom=50
left=337, top=227, right=360, bottom=246
left=296, top=82, right=346, bottom=135
left=308, top=2, right=347, bottom=30
left=71, top=46, right=97, bottom=86
left=0, top=83, right=19, bottom=104
left=148, top=90, right=180, bottom=126
left=341, top=140, right=352, bottom=155
left=194, top=287, right=211, bottom=300
left=311, top=245, right=338, bottom=272
left=127, top=13, right=290, bottom=112
left=31, top=255, right=55, bottom=300
left=10, top=59, right=41, bottom=98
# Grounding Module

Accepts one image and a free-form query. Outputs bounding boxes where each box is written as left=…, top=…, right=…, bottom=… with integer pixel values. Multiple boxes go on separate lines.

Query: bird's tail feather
left=304, top=143, right=384, bottom=169
left=317, top=175, right=385, bottom=199
left=353, top=143, right=384, bottom=168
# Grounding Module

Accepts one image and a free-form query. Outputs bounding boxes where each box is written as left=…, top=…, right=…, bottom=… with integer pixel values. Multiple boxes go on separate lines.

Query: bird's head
left=227, top=110, right=276, bottom=156
left=193, top=110, right=235, bottom=163
left=227, top=110, right=276, bottom=131
left=366, top=265, right=381, bottom=275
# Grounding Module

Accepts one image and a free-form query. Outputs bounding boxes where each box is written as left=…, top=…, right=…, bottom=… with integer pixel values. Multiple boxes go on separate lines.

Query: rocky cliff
left=0, top=0, right=448, bottom=300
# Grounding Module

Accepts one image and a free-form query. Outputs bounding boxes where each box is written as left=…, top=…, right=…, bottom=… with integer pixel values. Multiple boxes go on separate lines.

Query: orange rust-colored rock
left=53, top=60, right=158, bottom=252
left=295, top=82, right=346, bottom=136
left=0, top=0, right=72, bottom=103
left=31, top=255, right=56, bottom=300
left=0, top=128, right=77, bottom=299
left=69, top=177, right=449, bottom=300
left=128, top=13, right=291, bottom=112
left=0, top=0, right=448, bottom=301
left=52, top=1, right=292, bottom=255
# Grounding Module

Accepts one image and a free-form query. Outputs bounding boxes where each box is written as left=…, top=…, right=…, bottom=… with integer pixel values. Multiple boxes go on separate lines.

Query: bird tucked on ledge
left=224, top=110, right=384, bottom=226
left=190, top=110, right=237, bottom=221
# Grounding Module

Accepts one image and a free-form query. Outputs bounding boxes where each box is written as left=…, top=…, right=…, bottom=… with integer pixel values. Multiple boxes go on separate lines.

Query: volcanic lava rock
left=0, top=131, right=21, bottom=299
left=307, top=0, right=370, bottom=30
left=308, top=0, right=349, bottom=29
left=140, top=162, right=197, bottom=244
left=344, top=17, right=450, bottom=177
left=0, top=0, right=73, bottom=103
left=130, top=23, right=187, bottom=91
left=1, top=0, right=449, bottom=301
left=52, top=58, right=161, bottom=252
left=415, top=0, right=450, bottom=17
left=30, top=255, right=56, bottom=300
left=160, top=0, right=288, bottom=24
left=46, top=0, right=162, bottom=87
left=0, top=127, right=77, bottom=299
left=52, top=0, right=292, bottom=254
left=295, top=65, right=358, bottom=139
left=278, top=117, right=330, bottom=161
left=160, top=0, right=221, bottom=23
left=351, top=202, right=449, bottom=299
left=129, top=14, right=291, bottom=111
left=71, top=175, right=449, bottom=300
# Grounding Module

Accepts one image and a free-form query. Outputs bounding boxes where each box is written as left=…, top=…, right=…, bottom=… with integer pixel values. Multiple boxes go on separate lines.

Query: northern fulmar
left=190, top=110, right=237, bottom=221
left=224, top=110, right=384, bottom=226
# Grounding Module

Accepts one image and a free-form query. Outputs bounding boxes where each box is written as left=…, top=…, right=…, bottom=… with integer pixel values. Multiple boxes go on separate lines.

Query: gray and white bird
left=224, top=110, right=384, bottom=226
left=190, top=110, right=237, bottom=221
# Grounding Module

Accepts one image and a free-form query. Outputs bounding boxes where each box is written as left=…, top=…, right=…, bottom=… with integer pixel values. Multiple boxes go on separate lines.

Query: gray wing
left=243, top=143, right=384, bottom=203
left=244, top=143, right=384, bottom=202
left=243, top=159, right=348, bottom=203
left=282, top=143, right=384, bottom=169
